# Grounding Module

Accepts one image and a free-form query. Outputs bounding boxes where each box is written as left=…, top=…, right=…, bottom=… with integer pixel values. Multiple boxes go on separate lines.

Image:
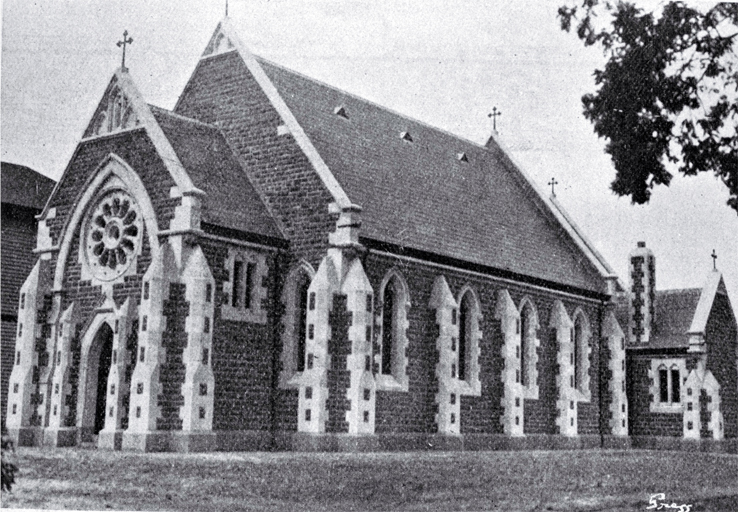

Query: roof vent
left=457, top=152, right=468, bottom=162
left=333, top=106, right=348, bottom=119
left=637, top=241, right=646, bottom=248
left=400, top=131, right=413, bottom=142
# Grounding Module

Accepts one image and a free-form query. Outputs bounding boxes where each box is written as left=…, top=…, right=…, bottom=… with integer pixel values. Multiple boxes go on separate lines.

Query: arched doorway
left=80, top=322, right=114, bottom=441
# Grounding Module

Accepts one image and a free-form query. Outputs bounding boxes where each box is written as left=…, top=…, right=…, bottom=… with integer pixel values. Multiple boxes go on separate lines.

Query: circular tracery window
left=85, top=190, right=142, bottom=281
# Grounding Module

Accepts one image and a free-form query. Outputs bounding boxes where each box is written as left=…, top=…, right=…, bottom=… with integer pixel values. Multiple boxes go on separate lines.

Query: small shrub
left=1, top=432, right=18, bottom=492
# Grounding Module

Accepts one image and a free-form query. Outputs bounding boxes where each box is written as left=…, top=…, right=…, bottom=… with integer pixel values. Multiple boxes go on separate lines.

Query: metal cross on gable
left=548, top=177, right=559, bottom=197
left=711, top=249, right=718, bottom=270
left=117, top=30, right=133, bottom=71
left=488, top=107, right=502, bottom=132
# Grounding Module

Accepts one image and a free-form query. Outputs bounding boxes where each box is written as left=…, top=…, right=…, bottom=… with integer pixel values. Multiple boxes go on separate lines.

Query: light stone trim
left=375, top=268, right=411, bottom=392
left=126, top=244, right=179, bottom=433
left=52, top=154, right=159, bottom=292
left=46, top=303, right=79, bottom=430
left=702, top=372, right=723, bottom=440
left=429, top=276, right=461, bottom=435
left=603, top=311, right=628, bottom=436
left=683, top=367, right=723, bottom=440
left=279, top=261, right=315, bottom=389
left=518, top=297, right=540, bottom=401
left=79, top=70, right=197, bottom=194
left=627, top=244, right=655, bottom=344
left=649, top=358, right=686, bottom=414
left=550, top=300, right=578, bottom=437
left=297, top=255, right=339, bottom=433
left=6, top=259, right=53, bottom=430
left=101, top=299, right=137, bottom=433
left=179, top=246, right=216, bottom=432
left=221, top=248, right=268, bottom=324
left=203, top=18, right=353, bottom=209
left=341, top=259, right=376, bottom=435
left=495, top=289, right=524, bottom=437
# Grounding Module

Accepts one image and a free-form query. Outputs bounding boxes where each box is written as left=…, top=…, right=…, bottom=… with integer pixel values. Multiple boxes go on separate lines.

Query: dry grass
left=1, top=447, right=737, bottom=511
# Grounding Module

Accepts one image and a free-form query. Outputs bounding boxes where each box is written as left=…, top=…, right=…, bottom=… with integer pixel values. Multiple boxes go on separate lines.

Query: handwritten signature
left=646, top=493, right=692, bottom=512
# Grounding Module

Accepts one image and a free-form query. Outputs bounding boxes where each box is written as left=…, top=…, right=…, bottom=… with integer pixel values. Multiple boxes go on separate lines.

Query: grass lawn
left=1, top=448, right=737, bottom=511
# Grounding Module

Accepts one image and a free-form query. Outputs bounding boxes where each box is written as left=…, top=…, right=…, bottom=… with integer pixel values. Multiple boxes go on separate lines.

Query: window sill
left=650, top=403, right=682, bottom=414
left=221, top=304, right=266, bottom=324
left=375, top=374, right=408, bottom=392
left=457, top=378, right=481, bottom=397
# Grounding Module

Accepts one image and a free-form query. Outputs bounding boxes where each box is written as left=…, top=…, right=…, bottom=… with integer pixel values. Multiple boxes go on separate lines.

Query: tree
left=558, top=2, right=738, bottom=213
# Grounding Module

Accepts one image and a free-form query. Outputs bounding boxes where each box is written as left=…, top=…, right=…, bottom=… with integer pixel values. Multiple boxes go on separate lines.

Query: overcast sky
left=2, top=0, right=736, bottom=308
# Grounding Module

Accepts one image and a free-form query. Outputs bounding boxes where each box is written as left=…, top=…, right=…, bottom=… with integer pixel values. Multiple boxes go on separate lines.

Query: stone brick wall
left=1, top=205, right=40, bottom=423
left=705, top=292, right=738, bottom=439
left=627, top=354, right=683, bottom=437
left=200, top=239, right=282, bottom=432
left=363, top=250, right=606, bottom=437
left=45, top=132, right=181, bottom=246
left=175, top=52, right=335, bottom=268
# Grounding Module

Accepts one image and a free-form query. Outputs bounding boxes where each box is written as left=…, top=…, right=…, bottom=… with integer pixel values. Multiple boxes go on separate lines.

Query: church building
left=5, top=16, right=734, bottom=452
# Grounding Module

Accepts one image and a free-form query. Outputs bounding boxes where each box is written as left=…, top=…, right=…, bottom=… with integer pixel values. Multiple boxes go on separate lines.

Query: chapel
left=5, top=16, right=735, bottom=452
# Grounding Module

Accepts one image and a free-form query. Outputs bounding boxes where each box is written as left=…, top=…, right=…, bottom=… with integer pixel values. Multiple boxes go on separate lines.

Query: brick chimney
left=628, top=241, right=656, bottom=344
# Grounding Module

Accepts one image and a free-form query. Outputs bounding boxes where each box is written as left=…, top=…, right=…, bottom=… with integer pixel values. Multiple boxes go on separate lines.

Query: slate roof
left=651, top=288, right=702, bottom=348
left=1, top=162, right=56, bottom=210
left=254, top=57, right=605, bottom=293
left=149, top=106, right=284, bottom=242
left=616, top=288, right=703, bottom=349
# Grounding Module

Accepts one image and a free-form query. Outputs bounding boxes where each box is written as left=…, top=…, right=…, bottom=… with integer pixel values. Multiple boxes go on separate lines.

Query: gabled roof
left=617, top=271, right=734, bottom=349
left=149, top=106, right=283, bottom=241
left=651, top=288, right=702, bottom=348
left=256, top=58, right=606, bottom=292
left=1, top=162, right=56, bottom=210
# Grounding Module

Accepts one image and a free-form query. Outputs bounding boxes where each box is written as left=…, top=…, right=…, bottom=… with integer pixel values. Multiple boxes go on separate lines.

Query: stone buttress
left=296, top=204, right=376, bottom=446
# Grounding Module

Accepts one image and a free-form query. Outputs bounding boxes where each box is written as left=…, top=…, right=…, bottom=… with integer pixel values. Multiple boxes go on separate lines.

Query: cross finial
left=117, top=30, right=133, bottom=71
left=226, top=0, right=229, bottom=16
left=711, top=249, right=718, bottom=270
left=488, top=107, right=502, bottom=132
left=548, top=177, right=559, bottom=197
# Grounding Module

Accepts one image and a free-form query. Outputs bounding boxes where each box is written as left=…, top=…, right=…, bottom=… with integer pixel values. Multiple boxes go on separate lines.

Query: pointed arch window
left=519, top=300, right=540, bottom=397
left=295, top=276, right=310, bottom=373
left=376, top=271, right=410, bottom=391
left=458, top=292, right=474, bottom=381
left=381, top=278, right=397, bottom=375
left=456, top=287, right=482, bottom=395
left=572, top=310, right=591, bottom=400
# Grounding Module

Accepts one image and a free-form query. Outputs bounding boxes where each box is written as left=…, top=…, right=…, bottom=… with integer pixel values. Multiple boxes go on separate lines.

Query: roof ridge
left=148, top=104, right=219, bottom=130
left=656, top=287, right=702, bottom=295
left=255, top=55, right=490, bottom=151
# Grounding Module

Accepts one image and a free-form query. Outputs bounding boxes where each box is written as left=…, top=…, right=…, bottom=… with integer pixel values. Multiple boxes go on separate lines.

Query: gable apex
left=182, top=18, right=352, bottom=210
left=201, top=22, right=236, bottom=59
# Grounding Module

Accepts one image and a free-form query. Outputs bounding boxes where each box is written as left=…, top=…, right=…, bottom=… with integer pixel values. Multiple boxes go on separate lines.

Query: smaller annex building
left=618, top=242, right=738, bottom=449
left=1, top=163, right=56, bottom=424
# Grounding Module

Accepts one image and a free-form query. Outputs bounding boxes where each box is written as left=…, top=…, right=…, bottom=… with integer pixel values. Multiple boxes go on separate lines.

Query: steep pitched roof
left=256, top=58, right=605, bottom=292
left=617, top=271, right=733, bottom=349
left=1, top=162, right=56, bottom=210
left=149, top=106, right=283, bottom=241
left=651, top=288, right=702, bottom=348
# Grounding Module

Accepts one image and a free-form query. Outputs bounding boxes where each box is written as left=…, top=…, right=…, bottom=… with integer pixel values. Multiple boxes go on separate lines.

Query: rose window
left=85, top=190, right=142, bottom=281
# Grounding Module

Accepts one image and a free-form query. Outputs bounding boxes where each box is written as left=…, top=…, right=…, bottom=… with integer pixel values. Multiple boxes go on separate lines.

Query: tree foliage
left=558, top=2, right=738, bottom=213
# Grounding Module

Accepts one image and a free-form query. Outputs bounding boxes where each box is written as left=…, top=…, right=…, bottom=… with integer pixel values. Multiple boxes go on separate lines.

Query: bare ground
left=1, top=448, right=737, bottom=511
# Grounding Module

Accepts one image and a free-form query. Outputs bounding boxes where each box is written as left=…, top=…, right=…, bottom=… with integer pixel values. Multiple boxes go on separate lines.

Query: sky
left=2, top=0, right=737, bottom=309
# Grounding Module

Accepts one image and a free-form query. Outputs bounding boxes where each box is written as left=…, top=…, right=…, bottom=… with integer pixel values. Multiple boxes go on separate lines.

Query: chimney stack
left=628, top=241, right=656, bottom=344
